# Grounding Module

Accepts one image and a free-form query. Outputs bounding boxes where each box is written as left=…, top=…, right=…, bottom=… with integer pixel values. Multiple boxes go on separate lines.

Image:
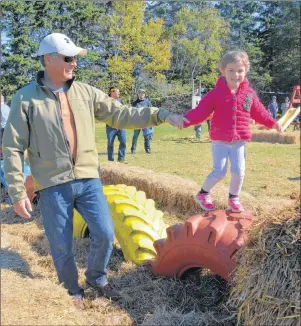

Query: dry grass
left=100, top=162, right=295, bottom=217
left=228, top=202, right=301, bottom=326
left=1, top=187, right=236, bottom=326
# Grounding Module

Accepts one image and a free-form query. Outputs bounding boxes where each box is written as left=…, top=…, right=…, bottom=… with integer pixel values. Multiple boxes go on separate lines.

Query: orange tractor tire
left=147, top=210, right=253, bottom=281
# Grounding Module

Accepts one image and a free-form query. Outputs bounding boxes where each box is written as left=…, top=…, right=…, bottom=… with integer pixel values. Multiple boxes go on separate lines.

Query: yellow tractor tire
left=73, top=209, right=89, bottom=239
left=73, top=184, right=168, bottom=265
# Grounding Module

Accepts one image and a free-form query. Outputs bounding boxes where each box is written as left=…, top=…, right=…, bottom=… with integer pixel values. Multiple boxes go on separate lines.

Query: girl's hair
left=218, top=50, right=250, bottom=72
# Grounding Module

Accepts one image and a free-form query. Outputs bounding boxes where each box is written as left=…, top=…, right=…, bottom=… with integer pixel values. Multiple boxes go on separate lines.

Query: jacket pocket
left=28, top=103, right=66, bottom=160
left=28, top=105, right=41, bottom=157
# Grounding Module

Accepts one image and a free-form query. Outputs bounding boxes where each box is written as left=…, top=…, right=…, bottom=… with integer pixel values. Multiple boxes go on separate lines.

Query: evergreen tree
left=256, top=1, right=300, bottom=92
left=1, top=0, right=106, bottom=97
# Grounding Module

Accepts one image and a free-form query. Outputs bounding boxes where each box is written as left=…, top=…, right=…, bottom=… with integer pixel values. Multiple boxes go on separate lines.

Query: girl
left=183, top=50, right=282, bottom=212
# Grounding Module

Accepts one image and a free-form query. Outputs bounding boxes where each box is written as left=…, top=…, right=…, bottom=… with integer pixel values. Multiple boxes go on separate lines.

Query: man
left=131, top=88, right=153, bottom=154
left=3, top=33, right=186, bottom=309
left=0, top=95, right=11, bottom=159
left=268, top=96, right=278, bottom=119
left=106, top=86, right=127, bottom=163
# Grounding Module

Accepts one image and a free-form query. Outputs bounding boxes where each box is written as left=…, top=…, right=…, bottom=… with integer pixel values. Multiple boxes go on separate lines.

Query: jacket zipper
left=66, top=92, right=78, bottom=166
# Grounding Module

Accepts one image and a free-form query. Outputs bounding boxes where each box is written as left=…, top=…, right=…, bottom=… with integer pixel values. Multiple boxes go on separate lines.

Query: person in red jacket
left=183, top=50, right=282, bottom=212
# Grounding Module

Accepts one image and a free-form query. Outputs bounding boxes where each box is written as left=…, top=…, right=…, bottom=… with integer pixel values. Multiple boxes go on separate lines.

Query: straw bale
left=228, top=202, right=301, bottom=326
left=100, top=163, right=294, bottom=217
left=251, top=130, right=299, bottom=144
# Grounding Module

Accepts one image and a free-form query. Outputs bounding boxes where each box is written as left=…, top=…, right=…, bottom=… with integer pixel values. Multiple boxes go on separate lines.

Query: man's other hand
left=13, top=198, right=32, bottom=219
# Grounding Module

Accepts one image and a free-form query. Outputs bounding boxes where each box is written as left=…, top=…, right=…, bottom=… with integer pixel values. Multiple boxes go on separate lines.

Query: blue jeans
left=39, top=178, right=114, bottom=295
left=194, top=121, right=211, bottom=139
left=106, top=125, right=126, bottom=161
left=131, top=129, right=151, bottom=153
left=202, top=140, right=246, bottom=196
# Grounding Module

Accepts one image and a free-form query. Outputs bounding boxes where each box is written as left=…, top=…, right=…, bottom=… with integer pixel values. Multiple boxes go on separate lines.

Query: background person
left=106, top=86, right=127, bottom=163
left=131, top=88, right=153, bottom=154
left=194, top=119, right=211, bottom=139
left=182, top=50, right=282, bottom=213
left=2, top=33, right=186, bottom=309
left=193, top=97, right=211, bottom=140
left=280, top=96, right=290, bottom=116
left=267, top=95, right=279, bottom=119
left=0, top=95, right=11, bottom=160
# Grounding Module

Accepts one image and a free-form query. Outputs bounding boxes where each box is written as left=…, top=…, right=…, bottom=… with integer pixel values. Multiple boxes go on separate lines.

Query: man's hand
left=166, top=113, right=190, bottom=130
left=273, top=121, right=282, bottom=132
left=13, top=198, right=32, bottom=219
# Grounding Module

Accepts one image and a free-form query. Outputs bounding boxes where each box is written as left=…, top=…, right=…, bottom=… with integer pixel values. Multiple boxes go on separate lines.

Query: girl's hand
left=273, top=121, right=282, bottom=132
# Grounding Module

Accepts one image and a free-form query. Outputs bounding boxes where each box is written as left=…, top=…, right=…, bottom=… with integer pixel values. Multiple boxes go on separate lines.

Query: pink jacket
left=184, top=77, right=276, bottom=142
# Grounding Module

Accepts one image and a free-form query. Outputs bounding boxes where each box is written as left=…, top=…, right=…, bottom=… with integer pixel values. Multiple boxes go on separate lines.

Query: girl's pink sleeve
left=250, top=93, right=276, bottom=129
left=183, top=90, right=215, bottom=128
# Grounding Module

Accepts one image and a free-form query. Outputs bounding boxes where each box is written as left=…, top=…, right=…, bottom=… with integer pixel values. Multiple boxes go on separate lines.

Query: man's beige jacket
left=3, top=71, right=169, bottom=203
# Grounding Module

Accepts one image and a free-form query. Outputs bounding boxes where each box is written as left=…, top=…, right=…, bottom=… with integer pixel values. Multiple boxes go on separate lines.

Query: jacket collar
left=215, top=76, right=249, bottom=93
left=36, top=70, right=75, bottom=89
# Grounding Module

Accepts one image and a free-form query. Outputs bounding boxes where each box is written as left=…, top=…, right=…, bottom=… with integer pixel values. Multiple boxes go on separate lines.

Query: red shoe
left=228, top=197, right=244, bottom=213
left=194, top=192, right=215, bottom=211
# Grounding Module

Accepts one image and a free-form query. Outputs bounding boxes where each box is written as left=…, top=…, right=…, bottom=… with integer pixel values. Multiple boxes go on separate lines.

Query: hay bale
left=100, top=163, right=261, bottom=216
left=100, top=163, right=293, bottom=217
left=228, top=202, right=301, bottom=326
left=251, top=130, right=299, bottom=144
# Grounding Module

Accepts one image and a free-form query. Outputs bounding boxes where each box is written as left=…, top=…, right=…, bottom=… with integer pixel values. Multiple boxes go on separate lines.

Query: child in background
left=183, top=50, right=282, bottom=212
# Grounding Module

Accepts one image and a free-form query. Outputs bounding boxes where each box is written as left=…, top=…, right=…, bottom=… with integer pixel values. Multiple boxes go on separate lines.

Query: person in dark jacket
left=131, top=89, right=153, bottom=154
left=106, top=87, right=127, bottom=163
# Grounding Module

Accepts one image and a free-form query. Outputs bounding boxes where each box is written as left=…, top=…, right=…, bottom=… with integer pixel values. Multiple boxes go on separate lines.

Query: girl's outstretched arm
left=183, top=90, right=215, bottom=128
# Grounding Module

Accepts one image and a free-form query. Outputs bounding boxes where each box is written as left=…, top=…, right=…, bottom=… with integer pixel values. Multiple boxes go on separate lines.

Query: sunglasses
left=58, top=54, right=78, bottom=63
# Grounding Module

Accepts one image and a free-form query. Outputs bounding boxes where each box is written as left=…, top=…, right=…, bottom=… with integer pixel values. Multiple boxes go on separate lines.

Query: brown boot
left=86, top=281, right=121, bottom=300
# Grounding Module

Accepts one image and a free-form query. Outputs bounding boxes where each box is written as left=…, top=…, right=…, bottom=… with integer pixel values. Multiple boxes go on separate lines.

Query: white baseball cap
left=37, top=33, right=87, bottom=56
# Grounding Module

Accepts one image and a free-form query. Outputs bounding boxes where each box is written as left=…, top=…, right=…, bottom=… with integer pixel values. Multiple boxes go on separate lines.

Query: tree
left=256, top=1, right=300, bottom=92
left=1, top=0, right=106, bottom=97
left=215, top=1, right=300, bottom=93
left=167, top=7, right=229, bottom=89
left=215, top=1, right=271, bottom=92
left=97, top=1, right=171, bottom=97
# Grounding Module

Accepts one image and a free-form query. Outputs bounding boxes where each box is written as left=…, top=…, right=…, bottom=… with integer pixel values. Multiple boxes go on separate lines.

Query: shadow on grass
left=0, top=248, right=36, bottom=279
left=288, top=176, right=300, bottom=181
left=161, top=137, right=211, bottom=144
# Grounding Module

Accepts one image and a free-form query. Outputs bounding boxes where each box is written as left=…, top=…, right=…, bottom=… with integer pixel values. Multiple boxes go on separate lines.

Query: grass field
left=96, top=122, right=300, bottom=200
